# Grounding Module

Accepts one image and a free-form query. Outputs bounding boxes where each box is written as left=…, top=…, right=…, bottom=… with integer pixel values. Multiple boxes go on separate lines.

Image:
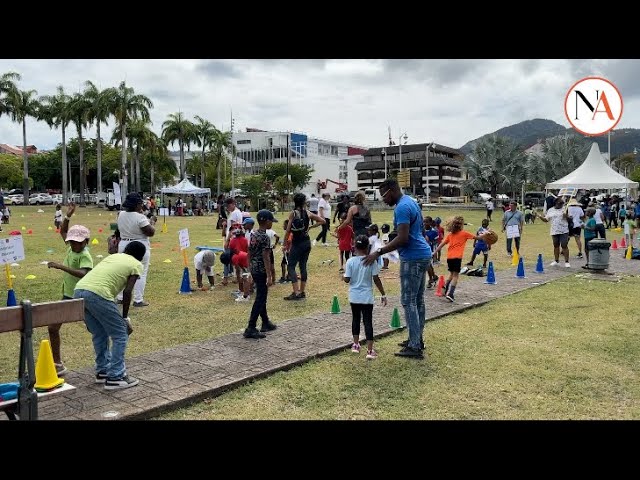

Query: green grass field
left=2, top=204, right=638, bottom=419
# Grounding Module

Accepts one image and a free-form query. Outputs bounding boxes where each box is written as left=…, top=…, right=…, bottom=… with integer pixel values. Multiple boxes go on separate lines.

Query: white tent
left=160, top=178, right=211, bottom=195
left=546, top=142, right=639, bottom=189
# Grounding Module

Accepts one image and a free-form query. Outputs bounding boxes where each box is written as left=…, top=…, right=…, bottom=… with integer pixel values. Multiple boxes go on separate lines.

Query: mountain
left=459, top=118, right=640, bottom=160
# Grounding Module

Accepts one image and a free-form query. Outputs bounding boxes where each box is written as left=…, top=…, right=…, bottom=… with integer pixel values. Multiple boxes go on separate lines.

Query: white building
left=231, top=128, right=369, bottom=197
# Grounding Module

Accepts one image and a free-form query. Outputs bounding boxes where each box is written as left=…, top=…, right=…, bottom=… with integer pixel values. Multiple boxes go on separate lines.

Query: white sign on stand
left=158, top=208, right=169, bottom=217
left=178, top=229, right=190, bottom=250
left=0, top=236, right=25, bottom=264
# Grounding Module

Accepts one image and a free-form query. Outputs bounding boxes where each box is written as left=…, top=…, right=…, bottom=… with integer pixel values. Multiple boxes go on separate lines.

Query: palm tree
left=7, top=88, right=40, bottom=201
left=106, top=81, right=153, bottom=201
left=529, top=134, right=590, bottom=187
left=68, top=92, right=92, bottom=205
left=462, top=135, right=526, bottom=199
left=0, top=72, right=21, bottom=119
left=40, top=86, right=72, bottom=204
left=127, top=119, right=156, bottom=193
left=193, top=116, right=216, bottom=188
left=210, top=128, right=233, bottom=196
left=84, top=81, right=112, bottom=196
left=142, top=136, right=176, bottom=193
left=162, top=112, right=195, bottom=181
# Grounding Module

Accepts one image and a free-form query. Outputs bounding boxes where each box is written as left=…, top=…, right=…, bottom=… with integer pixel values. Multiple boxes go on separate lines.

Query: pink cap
left=65, top=225, right=90, bottom=243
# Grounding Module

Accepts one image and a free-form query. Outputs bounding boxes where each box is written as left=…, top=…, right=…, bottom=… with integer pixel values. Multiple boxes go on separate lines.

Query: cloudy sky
left=1, top=59, right=638, bottom=151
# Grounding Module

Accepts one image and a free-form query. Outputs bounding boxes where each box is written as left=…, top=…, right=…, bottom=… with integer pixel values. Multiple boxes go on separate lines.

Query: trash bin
left=587, top=238, right=611, bottom=270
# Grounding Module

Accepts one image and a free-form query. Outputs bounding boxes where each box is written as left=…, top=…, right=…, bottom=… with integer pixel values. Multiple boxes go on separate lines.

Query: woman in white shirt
left=116, top=193, right=156, bottom=306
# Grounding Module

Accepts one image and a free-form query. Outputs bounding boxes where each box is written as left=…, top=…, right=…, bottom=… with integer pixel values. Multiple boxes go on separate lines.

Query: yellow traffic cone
left=511, top=247, right=520, bottom=267
left=91, top=238, right=99, bottom=245
left=626, top=245, right=632, bottom=260
left=162, top=223, right=168, bottom=233
left=34, top=340, right=65, bottom=392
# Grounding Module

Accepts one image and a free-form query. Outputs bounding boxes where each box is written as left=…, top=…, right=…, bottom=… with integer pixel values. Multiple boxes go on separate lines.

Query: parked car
left=28, top=193, right=54, bottom=205
left=8, top=195, right=23, bottom=205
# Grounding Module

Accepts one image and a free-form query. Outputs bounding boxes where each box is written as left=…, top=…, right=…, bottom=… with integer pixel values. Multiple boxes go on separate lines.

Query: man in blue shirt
left=364, top=179, right=432, bottom=359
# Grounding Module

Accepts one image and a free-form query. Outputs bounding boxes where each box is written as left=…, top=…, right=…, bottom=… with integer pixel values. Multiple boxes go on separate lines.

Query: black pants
left=340, top=250, right=351, bottom=265
left=506, top=236, right=521, bottom=255
left=248, top=272, right=269, bottom=329
left=315, top=220, right=329, bottom=243
left=351, top=303, right=374, bottom=341
left=289, top=238, right=311, bottom=282
left=595, top=223, right=606, bottom=239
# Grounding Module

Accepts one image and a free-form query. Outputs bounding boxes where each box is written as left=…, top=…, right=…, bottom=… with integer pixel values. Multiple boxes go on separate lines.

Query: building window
left=330, top=146, right=338, bottom=156
left=237, top=140, right=251, bottom=145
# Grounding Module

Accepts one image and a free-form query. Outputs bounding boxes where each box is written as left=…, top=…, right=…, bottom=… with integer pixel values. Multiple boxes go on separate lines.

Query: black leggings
left=288, top=238, right=311, bottom=282
left=340, top=250, right=351, bottom=265
left=248, top=272, right=269, bottom=329
left=315, top=221, right=329, bottom=243
left=351, top=303, right=374, bottom=341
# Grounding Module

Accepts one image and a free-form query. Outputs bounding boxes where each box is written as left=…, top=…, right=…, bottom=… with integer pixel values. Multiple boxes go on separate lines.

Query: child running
left=466, top=218, right=491, bottom=268
left=344, top=235, right=387, bottom=360
left=433, top=215, right=489, bottom=302
left=46, top=202, right=93, bottom=376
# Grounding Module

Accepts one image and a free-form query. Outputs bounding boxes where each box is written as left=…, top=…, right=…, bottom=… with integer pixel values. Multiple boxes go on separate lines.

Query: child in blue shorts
left=466, top=218, right=491, bottom=268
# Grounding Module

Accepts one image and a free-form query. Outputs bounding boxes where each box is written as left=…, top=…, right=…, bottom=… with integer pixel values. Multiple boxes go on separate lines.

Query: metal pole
left=608, top=130, right=611, bottom=165
left=425, top=144, right=429, bottom=200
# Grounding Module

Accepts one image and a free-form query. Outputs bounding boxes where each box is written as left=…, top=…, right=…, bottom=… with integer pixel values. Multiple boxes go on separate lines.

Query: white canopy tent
left=546, top=142, right=639, bottom=190
left=160, top=178, right=211, bottom=195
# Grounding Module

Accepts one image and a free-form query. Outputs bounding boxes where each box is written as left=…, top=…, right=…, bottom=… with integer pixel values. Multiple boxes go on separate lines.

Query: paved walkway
left=35, top=253, right=637, bottom=420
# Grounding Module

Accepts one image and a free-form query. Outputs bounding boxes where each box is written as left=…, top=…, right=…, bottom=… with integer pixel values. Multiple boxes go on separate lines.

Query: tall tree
left=528, top=134, right=590, bottom=188
left=7, top=88, right=40, bottom=201
left=39, top=86, right=72, bottom=204
left=193, top=116, right=216, bottom=187
left=210, top=128, right=233, bottom=196
left=68, top=92, right=92, bottom=205
left=127, top=119, right=155, bottom=193
left=106, top=81, right=153, bottom=202
left=84, top=81, right=112, bottom=196
left=0, top=72, right=21, bottom=119
left=162, top=112, right=194, bottom=181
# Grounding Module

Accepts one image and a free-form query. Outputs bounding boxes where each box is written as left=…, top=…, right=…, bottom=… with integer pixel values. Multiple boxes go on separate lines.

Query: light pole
left=398, top=132, right=408, bottom=193
left=381, top=147, right=387, bottom=180
left=425, top=142, right=435, bottom=200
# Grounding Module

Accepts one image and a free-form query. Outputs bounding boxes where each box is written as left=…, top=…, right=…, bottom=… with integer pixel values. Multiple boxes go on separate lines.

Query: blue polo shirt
left=394, top=195, right=432, bottom=261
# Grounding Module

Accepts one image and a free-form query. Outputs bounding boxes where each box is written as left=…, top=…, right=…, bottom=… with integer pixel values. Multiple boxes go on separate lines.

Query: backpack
left=108, top=234, right=120, bottom=255
left=290, top=209, right=308, bottom=233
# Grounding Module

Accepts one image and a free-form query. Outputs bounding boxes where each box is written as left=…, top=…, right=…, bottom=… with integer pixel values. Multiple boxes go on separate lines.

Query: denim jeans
left=74, top=289, right=129, bottom=379
left=400, top=258, right=430, bottom=350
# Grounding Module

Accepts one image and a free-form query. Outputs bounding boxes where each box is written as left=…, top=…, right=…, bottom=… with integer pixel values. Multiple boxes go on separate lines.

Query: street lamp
left=425, top=142, right=436, bottom=200
left=398, top=132, right=408, bottom=193
left=381, top=147, right=387, bottom=180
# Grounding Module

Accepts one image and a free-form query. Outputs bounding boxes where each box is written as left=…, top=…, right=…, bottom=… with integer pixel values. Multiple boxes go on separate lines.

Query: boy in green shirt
left=46, top=202, right=93, bottom=376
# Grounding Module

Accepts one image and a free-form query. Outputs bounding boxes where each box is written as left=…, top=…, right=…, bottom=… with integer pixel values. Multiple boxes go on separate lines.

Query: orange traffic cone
left=620, top=237, right=627, bottom=249
left=34, top=340, right=65, bottom=392
left=611, top=239, right=618, bottom=250
left=435, top=275, right=445, bottom=297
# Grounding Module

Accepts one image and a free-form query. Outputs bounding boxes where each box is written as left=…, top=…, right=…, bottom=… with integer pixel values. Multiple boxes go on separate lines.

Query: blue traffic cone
left=484, top=261, right=496, bottom=285
left=6, top=289, right=17, bottom=307
left=535, top=253, right=544, bottom=274
left=179, top=267, right=192, bottom=294
left=516, top=257, right=526, bottom=278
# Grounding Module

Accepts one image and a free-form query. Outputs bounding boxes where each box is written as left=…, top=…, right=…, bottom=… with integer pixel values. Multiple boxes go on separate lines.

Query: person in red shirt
left=433, top=216, right=489, bottom=302
left=434, top=217, right=445, bottom=264
left=332, top=212, right=354, bottom=273
left=228, top=225, right=249, bottom=291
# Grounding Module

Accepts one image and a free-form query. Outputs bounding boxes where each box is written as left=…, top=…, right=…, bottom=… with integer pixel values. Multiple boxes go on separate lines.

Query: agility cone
left=620, top=237, right=626, bottom=249
left=5, top=264, right=17, bottom=306
left=435, top=275, right=445, bottom=296
left=515, top=256, right=526, bottom=278
left=331, top=295, right=341, bottom=314
left=48, top=226, right=52, bottom=231
left=511, top=247, right=520, bottom=267
left=611, top=239, right=618, bottom=250
left=91, top=238, right=99, bottom=245
left=389, top=307, right=402, bottom=328
left=34, top=340, right=64, bottom=392
left=6, top=289, right=17, bottom=307
left=179, top=267, right=192, bottom=294
left=162, top=223, right=168, bottom=234
left=535, top=253, right=544, bottom=274
left=626, top=245, right=632, bottom=260
left=98, top=228, right=103, bottom=233
left=21, top=226, right=26, bottom=231
left=484, top=261, right=497, bottom=284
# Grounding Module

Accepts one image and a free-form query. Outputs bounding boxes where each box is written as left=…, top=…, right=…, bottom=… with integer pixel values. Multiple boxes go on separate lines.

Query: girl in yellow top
left=433, top=216, right=489, bottom=302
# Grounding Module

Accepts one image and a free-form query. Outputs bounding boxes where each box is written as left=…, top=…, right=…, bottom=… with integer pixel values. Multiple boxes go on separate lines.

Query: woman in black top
left=216, top=194, right=227, bottom=230
left=283, top=193, right=325, bottom=300
left=337, top=191, right=371, bottom=237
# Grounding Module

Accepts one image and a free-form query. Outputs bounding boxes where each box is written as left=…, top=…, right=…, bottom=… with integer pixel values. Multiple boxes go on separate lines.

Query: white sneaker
left=312, top=240, right=317, bottom=247
left=235, top=295, right=250, bottom=302
left=549, top=261, right=559, bottom=266
left=564, top=262, right=571, bottom=268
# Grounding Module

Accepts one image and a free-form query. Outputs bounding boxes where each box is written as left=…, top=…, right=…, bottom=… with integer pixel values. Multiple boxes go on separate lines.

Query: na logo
left=564, top=77, right=623, bottom=136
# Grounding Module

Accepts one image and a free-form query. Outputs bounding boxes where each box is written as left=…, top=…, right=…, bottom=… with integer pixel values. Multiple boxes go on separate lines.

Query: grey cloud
left=382, top=59, right=486, bottom=86
left=196, top=60, right=242, bottom=79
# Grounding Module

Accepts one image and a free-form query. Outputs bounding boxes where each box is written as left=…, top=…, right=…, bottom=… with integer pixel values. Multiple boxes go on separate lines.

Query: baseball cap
left=242, top=217, right=255, bottom=225
left=256, top=209, right=278, bottom=223
left=201, top=250, right=215, bottom=267
left=66, top=225, right=90, bottom=243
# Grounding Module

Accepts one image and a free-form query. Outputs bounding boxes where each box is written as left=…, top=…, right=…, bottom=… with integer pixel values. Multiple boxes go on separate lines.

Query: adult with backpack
left=337, top=191, right=371, bottom=238
left=283, top=193, right=325, bottom=301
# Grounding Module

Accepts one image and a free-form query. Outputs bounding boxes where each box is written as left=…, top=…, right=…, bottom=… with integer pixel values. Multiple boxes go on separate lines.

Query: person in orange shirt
left=433, top=216, right=489, bottom=302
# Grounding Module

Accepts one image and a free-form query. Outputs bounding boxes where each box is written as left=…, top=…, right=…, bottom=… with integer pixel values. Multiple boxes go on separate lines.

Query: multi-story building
left=232, top=128, right=368, bottom=196
left=355, top=143, right=465, bottom=198
left=0, top=144, right=38, bottom=155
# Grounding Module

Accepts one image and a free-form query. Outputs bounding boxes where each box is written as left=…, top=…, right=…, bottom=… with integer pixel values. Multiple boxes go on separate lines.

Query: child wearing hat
left=194, top=250, right=216, bottom=290
left=46, top=202, right=94, bottom=376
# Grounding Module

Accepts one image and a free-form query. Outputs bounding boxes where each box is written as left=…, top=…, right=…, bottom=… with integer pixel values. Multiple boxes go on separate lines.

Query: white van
left=364, top=188, right=380, bottom=202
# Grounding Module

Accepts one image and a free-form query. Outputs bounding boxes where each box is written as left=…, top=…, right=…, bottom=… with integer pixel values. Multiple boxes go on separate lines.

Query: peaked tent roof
left=160, top=178, right=211, bottom=195
left=546, top=142, right=639, bottom=189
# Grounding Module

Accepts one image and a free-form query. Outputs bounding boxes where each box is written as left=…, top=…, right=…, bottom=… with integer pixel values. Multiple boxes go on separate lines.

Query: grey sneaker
left=133, top=301, right=150, bottom=307
left=95, top=371, right=109, bottom=383
left=104, top=375, right=139, bottom=390
left=55, top=363, right=68, bottom=377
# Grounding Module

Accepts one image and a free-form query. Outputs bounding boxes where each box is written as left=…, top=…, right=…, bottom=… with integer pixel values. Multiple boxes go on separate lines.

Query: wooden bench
left=0, top=299, right=84, bottom=420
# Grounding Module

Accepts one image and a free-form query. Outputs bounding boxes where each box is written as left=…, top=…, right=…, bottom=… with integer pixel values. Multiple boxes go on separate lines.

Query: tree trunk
left=201, top=146, right=206, bottom=188
left=135, top=144, right=141, bottom=193
left=22, top=119, right=29, bottom=202
left=79, top=129, right=86, bottom=206
left=150, top=162, right=155, bottom=196
left=121, top=123, right=128, bottom=203
left=96, top=122, right=102, bottom=195
left=61, top=124, right=68, bottom=205
left=129, top=146, right=134, bottom=192
left=179, top=138, right=185, bottom=180
left=217, top=154, right=221, bottom=197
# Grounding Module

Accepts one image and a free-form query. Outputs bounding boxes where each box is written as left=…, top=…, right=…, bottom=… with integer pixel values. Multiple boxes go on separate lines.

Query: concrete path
left=33, top=252, right=637, bottom=420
